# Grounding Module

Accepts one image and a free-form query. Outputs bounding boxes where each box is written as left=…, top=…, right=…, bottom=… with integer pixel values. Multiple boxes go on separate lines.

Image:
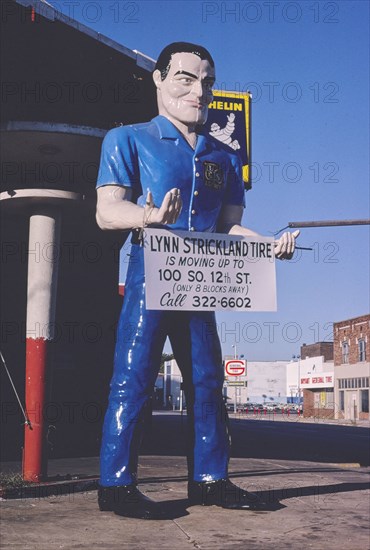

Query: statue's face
left=154, top=52, right=215, bottom=128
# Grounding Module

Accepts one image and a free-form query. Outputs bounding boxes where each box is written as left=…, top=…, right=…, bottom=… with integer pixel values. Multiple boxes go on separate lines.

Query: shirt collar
left=153, top=115, right=182, bottom=140
left=152, top=115, right=214, bottom=155
left=153, top=115, right=208, bottom=140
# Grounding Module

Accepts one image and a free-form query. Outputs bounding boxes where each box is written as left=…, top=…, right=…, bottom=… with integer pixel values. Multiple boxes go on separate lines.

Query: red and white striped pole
left=23, top=207, right=61, bottom=482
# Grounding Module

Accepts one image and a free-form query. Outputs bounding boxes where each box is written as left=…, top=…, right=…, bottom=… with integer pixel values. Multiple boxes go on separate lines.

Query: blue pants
left=100, top=245, right=229, bottom=486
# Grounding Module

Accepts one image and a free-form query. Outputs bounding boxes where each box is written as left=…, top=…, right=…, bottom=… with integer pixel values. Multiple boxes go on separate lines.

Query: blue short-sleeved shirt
left=96, top=115, right=245, bottom=233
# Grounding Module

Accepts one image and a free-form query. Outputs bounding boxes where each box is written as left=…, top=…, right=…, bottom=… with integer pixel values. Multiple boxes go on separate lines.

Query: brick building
left=334, top=314, right=370, bottom=421
left=301, top=342, right=334, bottom=362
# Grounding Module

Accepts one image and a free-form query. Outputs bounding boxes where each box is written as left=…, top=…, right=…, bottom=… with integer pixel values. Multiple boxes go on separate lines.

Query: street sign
left=225, top=359, right=246, bottom=377
left=227, top=381, right=247, bottom=387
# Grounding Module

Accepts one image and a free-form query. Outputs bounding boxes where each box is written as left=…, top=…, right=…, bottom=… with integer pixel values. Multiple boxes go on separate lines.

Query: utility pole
left=232, top=344, right=237, bottom=413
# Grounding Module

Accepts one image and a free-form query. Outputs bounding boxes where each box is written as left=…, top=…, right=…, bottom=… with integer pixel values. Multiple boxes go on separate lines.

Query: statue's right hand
left=144, top=188, right=182, bottom=226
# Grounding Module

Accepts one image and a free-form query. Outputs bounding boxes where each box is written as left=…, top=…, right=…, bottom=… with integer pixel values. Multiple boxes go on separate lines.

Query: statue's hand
left=274, top=230, right=300, bottom=260
left=144, top=188, right=182, bottom=226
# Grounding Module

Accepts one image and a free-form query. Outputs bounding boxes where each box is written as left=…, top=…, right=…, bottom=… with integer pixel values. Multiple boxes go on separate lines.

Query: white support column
left=23, top=206, right=61, bottom=482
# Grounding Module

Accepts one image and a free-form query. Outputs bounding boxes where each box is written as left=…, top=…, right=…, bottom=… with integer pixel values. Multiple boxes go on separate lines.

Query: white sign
left=143, top=228, right=276, bottom=311
left=299, top=373, right=334, bottom=389
left=225, top=359, right=246, bottom=377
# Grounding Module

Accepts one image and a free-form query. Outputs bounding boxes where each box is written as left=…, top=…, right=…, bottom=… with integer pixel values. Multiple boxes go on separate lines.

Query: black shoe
left=188, top=478, right=270, bottom=510
left=98, top=484, right=165, bottom=519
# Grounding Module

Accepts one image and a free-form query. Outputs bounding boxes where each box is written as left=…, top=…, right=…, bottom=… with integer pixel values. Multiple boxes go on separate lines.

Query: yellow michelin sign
left=204, top=90, right=252, bottom=190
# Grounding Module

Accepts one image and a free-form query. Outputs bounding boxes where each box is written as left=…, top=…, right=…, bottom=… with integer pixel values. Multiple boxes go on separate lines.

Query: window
left=358, top=339, right=366, bottom=362
left=340, top=378, right=369, bottom=389
left=342, top=341, right=349, bottom=364
left=325, top=389, right=334, bottom=409
left=339, top=391, right=344, bottom=411
left=314, top=389, right=334, bottom=409
left=361, top=390, right=369, bottom=413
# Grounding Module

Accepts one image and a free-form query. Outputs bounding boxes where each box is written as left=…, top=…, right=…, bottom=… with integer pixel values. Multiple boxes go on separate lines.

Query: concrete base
left=1, top=454, right=369, bottom=549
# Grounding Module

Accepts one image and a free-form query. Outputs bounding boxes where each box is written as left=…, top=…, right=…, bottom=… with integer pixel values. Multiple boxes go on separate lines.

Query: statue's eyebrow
left=174, top=70, right=198, bottom=78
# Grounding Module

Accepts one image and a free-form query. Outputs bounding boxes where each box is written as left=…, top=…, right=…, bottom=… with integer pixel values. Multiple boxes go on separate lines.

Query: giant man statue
left=96, top=42, right=299, bottom=519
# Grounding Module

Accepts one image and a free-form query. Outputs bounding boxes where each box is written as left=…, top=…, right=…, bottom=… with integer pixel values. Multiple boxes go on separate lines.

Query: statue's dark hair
left=155, top=42, right=215, bottom=81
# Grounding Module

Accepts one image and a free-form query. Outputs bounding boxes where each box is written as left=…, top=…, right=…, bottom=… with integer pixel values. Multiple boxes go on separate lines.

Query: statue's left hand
left=145, top=188, right=182, bottom=226
left=274, top=230, right=300, bottom=260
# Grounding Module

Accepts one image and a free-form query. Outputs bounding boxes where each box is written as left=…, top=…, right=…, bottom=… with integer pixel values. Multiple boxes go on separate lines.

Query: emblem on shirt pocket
left=203, top=161, right=224, bottom=190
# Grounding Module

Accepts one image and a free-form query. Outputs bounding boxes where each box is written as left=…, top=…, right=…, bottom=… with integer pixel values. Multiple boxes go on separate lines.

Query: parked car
left=281, top=404, right=301, bottom=414
left=235, top=403, right=250, bottom=413
left=264, top=403, right=282, bottom=413
left=238, top=403, right=264, bottom=413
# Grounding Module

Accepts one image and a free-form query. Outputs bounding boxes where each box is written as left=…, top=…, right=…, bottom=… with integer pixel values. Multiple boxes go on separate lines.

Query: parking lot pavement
left=155, top=409, right=370, bottom=428
left=1, top=455, right=369, bottom=549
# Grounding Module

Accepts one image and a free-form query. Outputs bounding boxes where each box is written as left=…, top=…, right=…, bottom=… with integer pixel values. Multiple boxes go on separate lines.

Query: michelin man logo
left=209, top=112, right=240, bottom=151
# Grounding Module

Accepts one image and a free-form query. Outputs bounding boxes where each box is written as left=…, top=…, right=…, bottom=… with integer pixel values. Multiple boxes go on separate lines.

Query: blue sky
left=49, top=0, right=369, bottom=360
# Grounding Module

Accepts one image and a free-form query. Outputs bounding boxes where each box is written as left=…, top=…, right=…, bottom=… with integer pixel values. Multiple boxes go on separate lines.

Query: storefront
left=335, top=366, right=369, bottom=421
left=334, top=315, right=370, bottom=421
left=287, top=355, right=335, bottom=418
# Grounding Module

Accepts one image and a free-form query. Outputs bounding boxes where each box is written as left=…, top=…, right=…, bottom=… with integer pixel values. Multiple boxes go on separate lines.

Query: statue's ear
left=153, top=69, right=162, bottom=89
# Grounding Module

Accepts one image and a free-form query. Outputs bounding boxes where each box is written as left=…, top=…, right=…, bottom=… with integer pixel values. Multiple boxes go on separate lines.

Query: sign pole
left=233, top=345, right=237, bottom=413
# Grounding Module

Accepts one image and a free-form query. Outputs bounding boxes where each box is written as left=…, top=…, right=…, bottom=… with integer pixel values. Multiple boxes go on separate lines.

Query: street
left=144, top=412, right=370, bottom=466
